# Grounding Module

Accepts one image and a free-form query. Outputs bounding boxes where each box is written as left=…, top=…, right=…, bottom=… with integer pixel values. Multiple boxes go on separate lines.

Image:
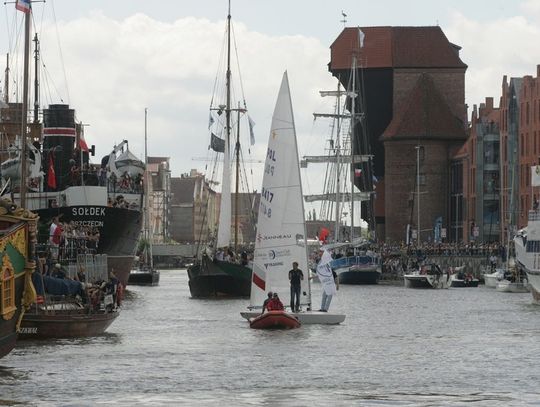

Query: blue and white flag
left=248, top=115, right=256, bottom=145
left=316, top=249, right=336, bottom=296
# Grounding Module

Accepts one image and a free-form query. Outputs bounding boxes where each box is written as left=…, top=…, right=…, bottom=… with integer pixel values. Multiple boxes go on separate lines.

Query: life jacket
left=267, top=298, right=284, bottom=311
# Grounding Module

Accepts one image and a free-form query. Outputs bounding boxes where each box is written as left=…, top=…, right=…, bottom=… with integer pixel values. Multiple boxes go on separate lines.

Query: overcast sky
left=2, top=0, right=540, bottom=202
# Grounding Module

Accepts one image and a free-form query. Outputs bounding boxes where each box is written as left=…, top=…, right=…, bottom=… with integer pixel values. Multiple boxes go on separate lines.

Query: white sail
left=250, top=72, right=310, bottom=308
left=216, top=136, right=232, bottom=248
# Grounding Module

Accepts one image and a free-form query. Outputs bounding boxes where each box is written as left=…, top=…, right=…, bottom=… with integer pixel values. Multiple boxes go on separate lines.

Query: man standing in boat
left=288, top=262, right=304, bottom=313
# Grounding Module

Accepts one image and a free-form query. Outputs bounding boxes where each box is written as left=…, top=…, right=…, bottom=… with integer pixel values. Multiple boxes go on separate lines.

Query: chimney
left=485, top=97, right=493, bottom=110
left=537, top=65, right=540, bottom=78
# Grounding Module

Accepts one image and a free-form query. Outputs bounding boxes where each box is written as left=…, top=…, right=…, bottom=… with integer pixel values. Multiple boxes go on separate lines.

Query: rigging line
left=210, top=23, right=228, bottom=109
left=50, top=0, right=70, bottom=104
left=230, top=21, right=248, bottom=110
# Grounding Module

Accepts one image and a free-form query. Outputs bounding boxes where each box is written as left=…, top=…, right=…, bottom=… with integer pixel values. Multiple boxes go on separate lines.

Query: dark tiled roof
left=381, top=74, right=466, bottom=141
left=330, top=26, right=467, bottom=70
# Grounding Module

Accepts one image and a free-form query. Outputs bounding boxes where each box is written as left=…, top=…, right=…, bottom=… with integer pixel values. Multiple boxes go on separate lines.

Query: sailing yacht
left=187, top=1, right=254, bottom=297
left=303, top=40, right=380, bottom=285
left=128, top=108, right=159, bottom=286
left=240, top=72, right=345, bottom=325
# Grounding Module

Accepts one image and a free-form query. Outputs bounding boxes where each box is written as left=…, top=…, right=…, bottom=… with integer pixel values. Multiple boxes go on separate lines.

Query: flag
left=79, top=135, right=89, bottom=152
left=210, top=133, right=225, bottom=153
left=354, top=168, right=362, bottom=177
left=358, top=28, right=365, bottom=48
left=15, top=0, right=30, bottom=13
left=532, top=165, right=540, bottom=187
left=318, top=227, right=330, bottom=243
left=208, top=112, right=214, bottom=129
left=316, top=249, right=336, bottom=296
left=47, top=153, right=56, bottom=189
left=248, top=115, right=256, bottom=145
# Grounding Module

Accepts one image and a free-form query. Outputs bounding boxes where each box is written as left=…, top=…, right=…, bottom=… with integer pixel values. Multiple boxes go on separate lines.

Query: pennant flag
left=47, top=153, right=57, bottom=189
left=210, top=133, right=225, bottom=153
left=354, top=168, right=362, bottom=177
left=248, top=115, right=256, bottom=145
left=79, top=135, right=89, bottom=152
left=358, top=28, right=365, bottom=48
left=15, top=0, right=30, bottom=13
left=208, top=112, right=214, bottom=129
left=532, top=165, right=540, bottom=187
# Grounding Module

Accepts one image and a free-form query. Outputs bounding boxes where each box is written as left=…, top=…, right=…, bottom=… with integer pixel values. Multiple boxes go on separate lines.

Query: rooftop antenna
left=341, top=10, right=347, bottom=28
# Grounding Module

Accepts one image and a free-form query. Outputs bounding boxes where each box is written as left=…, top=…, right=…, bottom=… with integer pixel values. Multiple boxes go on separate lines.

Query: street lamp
left=416, top=145, right=421, bottom=245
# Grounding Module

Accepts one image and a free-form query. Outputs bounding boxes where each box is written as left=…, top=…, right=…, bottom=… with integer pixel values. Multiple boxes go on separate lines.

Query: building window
left=1, top=266, right=16, bottom=320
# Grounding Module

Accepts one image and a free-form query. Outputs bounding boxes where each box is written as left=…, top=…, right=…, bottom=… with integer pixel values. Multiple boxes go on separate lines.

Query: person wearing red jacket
left=266, top=292, right=284, bottom=311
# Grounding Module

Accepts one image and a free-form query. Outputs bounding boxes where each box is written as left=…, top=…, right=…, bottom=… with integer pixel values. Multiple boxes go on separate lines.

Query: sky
left=2, top=0, right=540, bottom=205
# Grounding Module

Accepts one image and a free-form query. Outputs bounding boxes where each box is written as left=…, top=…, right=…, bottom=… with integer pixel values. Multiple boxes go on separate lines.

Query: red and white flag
left=15, top=0, right=30, bottom=13
left=354, top=168, right=362, bottom=177
left=47, top=153, right=56, bottom=189
left=79, top=134, right=89, bottom=152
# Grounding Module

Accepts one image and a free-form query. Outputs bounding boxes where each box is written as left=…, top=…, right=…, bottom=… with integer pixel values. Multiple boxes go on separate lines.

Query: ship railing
left=528, top=210, right=540, bottom=222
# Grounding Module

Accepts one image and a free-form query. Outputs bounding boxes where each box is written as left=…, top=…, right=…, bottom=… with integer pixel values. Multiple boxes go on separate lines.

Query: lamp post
left=416, top=145, right=421, bottom=245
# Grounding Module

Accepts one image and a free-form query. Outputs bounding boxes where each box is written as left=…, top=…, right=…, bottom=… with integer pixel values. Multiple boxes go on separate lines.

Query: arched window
left=1, top=266, right=16, bottom=320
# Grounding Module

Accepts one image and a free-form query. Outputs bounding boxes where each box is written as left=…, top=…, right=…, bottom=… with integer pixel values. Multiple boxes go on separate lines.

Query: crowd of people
left=48, top=216, right=100, bottom=262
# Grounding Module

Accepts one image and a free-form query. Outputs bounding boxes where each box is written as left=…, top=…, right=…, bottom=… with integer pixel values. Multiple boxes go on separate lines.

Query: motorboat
left=249, top=311, right=301, bottom=329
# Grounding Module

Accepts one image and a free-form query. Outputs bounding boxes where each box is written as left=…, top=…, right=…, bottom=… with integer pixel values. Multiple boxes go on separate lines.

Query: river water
left=1, top=270, right=540, bottom=406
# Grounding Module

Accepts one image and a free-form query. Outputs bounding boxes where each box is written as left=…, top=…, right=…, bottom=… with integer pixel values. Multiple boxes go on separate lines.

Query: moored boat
left=404, top=263, right=450, bottom=289
left=0, top=200, right=38, bottom=359
left=187, top=1, right=254, bottom=297
left=449, top=267, right=479, bottom=287
left=249, top=310, right=301, bottom=330
left=483, top=268, right=505, bottom=288
left=20, top=250, right=121, bottom=339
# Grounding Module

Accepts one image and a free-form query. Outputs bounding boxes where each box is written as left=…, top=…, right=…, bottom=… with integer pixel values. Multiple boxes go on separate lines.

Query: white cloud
left=19, top=12, right=335, bottom=189
left=445, top=10, right=540, bottom=112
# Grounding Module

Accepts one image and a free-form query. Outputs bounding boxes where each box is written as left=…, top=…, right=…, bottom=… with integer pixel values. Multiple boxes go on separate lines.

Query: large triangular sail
left=250, top=72, right=310, bottom=308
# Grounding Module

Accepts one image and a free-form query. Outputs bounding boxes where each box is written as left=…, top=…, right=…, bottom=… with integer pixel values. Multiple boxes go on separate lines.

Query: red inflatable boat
left=249, top=311, right=301, bottom=329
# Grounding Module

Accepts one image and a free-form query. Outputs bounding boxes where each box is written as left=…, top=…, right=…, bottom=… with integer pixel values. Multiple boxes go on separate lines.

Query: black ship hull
left=187, top=256, right=251, bottom=297
left=128, top=269, right=160, bottom=286
left=35, top=205, right=142, bottom=287
left=338, top=269, right=381, bottom=285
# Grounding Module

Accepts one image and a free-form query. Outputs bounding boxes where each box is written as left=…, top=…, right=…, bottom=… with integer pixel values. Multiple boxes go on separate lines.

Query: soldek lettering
left=71, top=207, right=106, bottom=217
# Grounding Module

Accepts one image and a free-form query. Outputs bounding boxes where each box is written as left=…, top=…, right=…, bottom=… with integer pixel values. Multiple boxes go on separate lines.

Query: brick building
left=329, top=26, right=468, bottom=242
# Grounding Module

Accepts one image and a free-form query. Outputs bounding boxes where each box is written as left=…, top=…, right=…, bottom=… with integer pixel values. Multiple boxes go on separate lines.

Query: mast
left=33, top=33, right=39, bottom=123
left=334, top=82, right=341, bottom=242
left=235, top=102, right=240, bottom=251
left=20, top=3, right=32, bottom=207
left=416, top=145, right=421, bottom=244
left=3, top=54, right=9, bottom=103
left=349, top=56, right=357, bottom=243
left=144, top=107, right=153, bottom=268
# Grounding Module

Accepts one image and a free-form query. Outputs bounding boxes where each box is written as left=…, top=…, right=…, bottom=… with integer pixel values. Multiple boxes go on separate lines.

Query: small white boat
left=495, top=279, right=530, bottom=293
left=483, top=268, right=505, bottom=288
left=404, top=264, right=451, bottom=289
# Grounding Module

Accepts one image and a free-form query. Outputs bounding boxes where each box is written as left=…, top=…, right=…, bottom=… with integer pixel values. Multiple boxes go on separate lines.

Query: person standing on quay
left=288, top=261, right=304, bottom=313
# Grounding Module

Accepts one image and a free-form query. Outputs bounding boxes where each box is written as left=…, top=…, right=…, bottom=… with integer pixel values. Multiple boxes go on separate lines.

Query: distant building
left=169, top=170, right=217, bottom=244
left=329, top=26, right=468, bottom=242
left=147, top=156, right=171, bottom=243
left=460, top=98, right=501, bottom=243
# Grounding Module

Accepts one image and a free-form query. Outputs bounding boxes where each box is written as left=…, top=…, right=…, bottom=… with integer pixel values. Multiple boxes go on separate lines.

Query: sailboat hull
left=188, top=257, right=251, bottom=298
left=128, top=269, right=160, bottom=286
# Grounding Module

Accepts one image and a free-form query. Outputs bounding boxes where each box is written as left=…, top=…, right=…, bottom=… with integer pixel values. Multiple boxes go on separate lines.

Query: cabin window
left=1, top=266, right=16, bottom=320
left=526, top=240, right=540, bottom=253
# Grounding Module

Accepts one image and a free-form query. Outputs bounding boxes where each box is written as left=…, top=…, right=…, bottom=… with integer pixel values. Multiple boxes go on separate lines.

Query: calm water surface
left=1, top=270, right=540, bottom=406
